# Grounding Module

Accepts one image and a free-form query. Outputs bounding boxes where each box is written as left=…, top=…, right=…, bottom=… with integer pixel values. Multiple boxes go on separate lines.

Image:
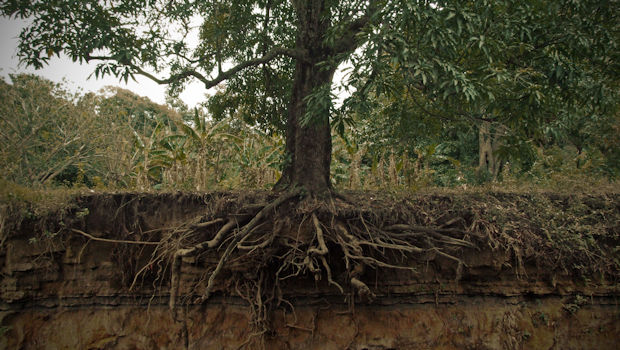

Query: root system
left=7, top=189, right=617, bottom=349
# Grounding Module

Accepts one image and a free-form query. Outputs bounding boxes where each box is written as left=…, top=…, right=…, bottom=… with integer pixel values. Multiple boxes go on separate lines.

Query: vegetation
left=0, top=74, right=282, bottom=190
left=0, top=73, right=617, bottom=193
left=1, top=1, right=618, bottom=346
left=2, top=0, right=618, bottom=194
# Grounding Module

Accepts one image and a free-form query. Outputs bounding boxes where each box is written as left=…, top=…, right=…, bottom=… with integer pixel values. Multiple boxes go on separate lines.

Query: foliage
left=3, top=0, right=618, bottom=193
left=1, top=72, right=617, bottom=193
left=0, top=74, right=110, bottom=187
left=338, top=0, right=620, bottom=186
left=0, top=74, right=280, bottom=190
left=1, top=1, right=619, bottom=191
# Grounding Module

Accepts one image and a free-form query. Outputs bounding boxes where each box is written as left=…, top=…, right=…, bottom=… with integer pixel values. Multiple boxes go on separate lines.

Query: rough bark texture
left=478, top=121, right=502, bottom=179
left=275, top=0, right=375, bottom=194
left=276, top=0, right=335, bottom=194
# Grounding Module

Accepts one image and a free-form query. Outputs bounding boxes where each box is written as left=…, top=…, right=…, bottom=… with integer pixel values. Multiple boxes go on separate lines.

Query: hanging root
left=321, top=255, right=343, bottom=293
left=305, top=213, right=344, bottom=293
left=350, top=263, right=375, bottom=302
left=383, top=223, right=471, bottom=281
left=307, top=213, right=328, bottom=256
left=169, top=189, right=302, bottom=315
left=160, top=190, right=479, bottom=347
left=61, top=190, right=502, bottom=350
left=384, top=224, right=475, bottom=248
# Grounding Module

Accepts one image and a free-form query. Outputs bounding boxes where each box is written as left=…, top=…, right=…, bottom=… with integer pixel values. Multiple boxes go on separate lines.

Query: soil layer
left=1, top=191, right=619, bottom=349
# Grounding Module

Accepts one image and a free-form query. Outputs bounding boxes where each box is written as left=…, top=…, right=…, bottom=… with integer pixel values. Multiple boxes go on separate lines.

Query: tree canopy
left=3, top=0, right=618, bottom=194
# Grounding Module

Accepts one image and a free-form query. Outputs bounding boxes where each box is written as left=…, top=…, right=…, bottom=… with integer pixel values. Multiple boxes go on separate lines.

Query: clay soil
left=1, top=190, right=619, bottom=349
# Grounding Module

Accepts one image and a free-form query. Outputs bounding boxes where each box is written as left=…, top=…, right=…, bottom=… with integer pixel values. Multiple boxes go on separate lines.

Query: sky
left=0, top=17, right=208, bottom=107
left=0, top=15, right=350, bottom=109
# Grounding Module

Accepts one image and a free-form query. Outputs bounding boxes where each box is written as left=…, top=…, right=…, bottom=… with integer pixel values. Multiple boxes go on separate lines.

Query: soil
left=1, top=190, right=619, bottom=349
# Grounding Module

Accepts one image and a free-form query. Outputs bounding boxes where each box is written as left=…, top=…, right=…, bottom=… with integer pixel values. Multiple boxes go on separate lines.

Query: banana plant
left=176, top=109, right=241, bottom=189
left=228, top=127, right=283, bottom=188
left=128, top=120, right=165, bottom=189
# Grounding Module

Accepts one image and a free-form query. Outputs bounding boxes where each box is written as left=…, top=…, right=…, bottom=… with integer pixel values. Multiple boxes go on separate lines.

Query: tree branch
left=86, top=47, right=302, bottom=89
left=332, top=17, right=370, bottom=56
left=331, top=0, right=383, bottom=56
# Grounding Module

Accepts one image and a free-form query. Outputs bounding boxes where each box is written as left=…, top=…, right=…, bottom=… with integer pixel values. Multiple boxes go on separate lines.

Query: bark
left=477, top=121, right=502, bottom=179
left=273, top=0, right=376, bottom=195
left=275, top=0, right=336, bottom=195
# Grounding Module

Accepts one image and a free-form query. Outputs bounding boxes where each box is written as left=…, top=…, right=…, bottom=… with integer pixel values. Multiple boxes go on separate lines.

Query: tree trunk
left=477, top=121, right=502, bottom=180
left=275, top=1, right=335, bottom=195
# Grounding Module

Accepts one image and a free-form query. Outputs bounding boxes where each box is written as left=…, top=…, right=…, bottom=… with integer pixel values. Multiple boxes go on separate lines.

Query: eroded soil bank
left=1, top=191, right=619, bottom=349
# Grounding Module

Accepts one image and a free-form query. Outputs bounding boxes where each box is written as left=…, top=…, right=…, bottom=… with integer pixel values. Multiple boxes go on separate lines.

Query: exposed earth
left=1, top=190, right=619, bottom=349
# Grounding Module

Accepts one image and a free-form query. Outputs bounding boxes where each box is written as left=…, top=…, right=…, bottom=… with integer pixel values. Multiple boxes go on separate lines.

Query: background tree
left=2, top=0, right=617, bottom=194
left=0, top=74, right=110, bottom=187
left=341, top=0, right=619, bottom=184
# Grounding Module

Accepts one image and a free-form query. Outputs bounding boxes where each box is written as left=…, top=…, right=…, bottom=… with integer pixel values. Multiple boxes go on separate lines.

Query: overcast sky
left=0, top=17, right=208, bottom=107
left=1, top=16, right=351, bottom=109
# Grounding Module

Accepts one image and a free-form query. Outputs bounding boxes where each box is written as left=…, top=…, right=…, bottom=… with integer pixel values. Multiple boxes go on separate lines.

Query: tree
left=4, top=3, right=619, bottom=341
left=0, top=74, right=109, bottom=187
left=2, top=0, right=617, bottom=194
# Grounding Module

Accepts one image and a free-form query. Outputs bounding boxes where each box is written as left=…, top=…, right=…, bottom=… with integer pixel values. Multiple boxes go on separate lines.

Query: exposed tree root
left=71, top=228, right=160, bottom=245
left=108, top=190, right=483, bottom=347
left=16, top=190, right=611, bottom=348
left=169, top=189, right=302, bottom=316
left=350, top=264, right=375, bottom=302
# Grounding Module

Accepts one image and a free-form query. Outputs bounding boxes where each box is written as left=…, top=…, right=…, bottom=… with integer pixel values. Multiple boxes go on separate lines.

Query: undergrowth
left=0, top=179, right=83, bottom=249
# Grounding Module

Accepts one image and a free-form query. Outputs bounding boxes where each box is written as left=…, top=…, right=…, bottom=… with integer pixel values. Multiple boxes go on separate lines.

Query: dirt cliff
left=1, top=191, right=619, bottom=349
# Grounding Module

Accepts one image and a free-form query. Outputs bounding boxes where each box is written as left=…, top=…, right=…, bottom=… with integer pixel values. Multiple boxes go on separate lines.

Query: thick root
left=350, top=264, right=375, bottom=302
left=159, top=190, right=480, bottom=346
left=169, top=189, right=302, bottom=314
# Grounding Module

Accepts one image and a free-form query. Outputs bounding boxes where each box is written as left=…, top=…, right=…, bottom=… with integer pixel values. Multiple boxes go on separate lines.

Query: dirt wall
left=4, top=298, right=619, bottom=350
left=1, top=192, right=618, bottom=349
